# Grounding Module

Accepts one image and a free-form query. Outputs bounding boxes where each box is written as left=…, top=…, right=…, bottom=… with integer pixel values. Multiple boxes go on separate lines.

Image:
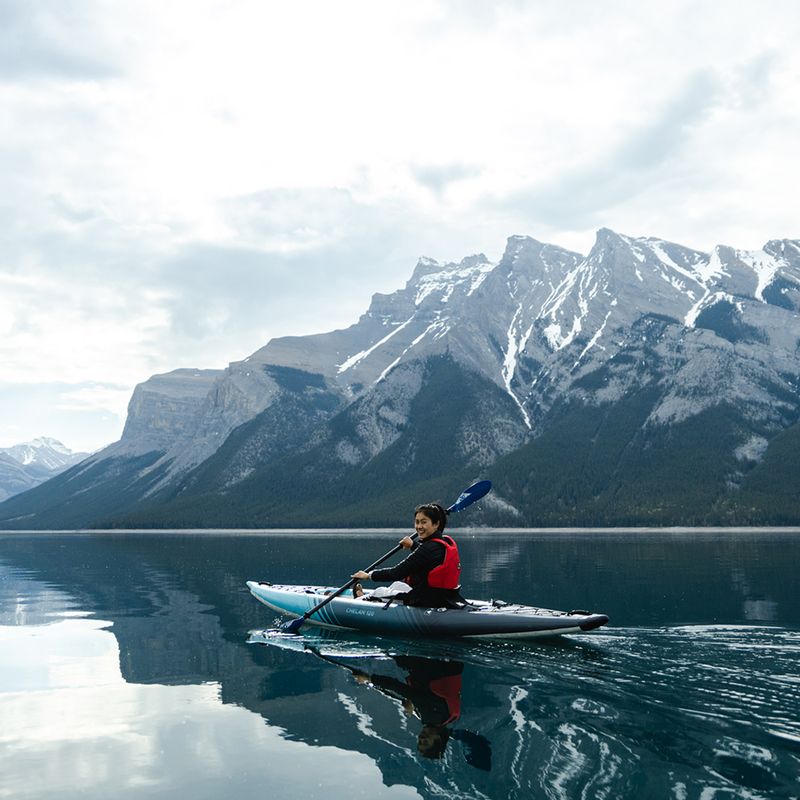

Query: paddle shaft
left=280, top=480, right=491, bottom=633
left=305, top=646, right=363, bottom=675
left=290, top=532, right=419, bottom=626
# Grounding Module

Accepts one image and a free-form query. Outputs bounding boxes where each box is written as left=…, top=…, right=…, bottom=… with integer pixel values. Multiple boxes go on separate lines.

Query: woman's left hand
left=352, top=669, right=370, bottom=685
left=352, top=570, right=371, bottom=580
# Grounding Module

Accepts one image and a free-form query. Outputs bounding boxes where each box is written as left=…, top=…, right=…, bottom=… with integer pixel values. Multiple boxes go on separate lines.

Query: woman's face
left=414, top=511, right=439, bottom=540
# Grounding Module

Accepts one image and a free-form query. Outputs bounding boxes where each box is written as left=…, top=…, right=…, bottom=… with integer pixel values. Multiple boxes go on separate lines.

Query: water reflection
left=1, top=531, right=800, bottom=799
left=742, top=598, right=778, bottom=621
left=363, top=656, right=490, bottom=767
left=249, top=630, right=492, bottom=769
left=0, top=619, right=414, bottom=800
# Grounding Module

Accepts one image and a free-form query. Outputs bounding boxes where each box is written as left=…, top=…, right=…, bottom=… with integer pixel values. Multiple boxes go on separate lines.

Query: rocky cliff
left=1, top=230, right=798, bottom=528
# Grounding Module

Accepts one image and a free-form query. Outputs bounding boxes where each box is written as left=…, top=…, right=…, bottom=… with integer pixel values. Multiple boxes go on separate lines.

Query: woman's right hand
left=399, top=536, right=414, bottom=549
left=351, top=570, right=371, bottom=580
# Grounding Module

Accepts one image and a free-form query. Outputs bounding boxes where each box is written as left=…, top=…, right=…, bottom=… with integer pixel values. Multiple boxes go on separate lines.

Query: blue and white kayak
left=246, top=581, right=609, bottom=639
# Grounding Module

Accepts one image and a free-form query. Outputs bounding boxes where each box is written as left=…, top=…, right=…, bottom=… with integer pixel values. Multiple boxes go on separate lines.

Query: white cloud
left=1, top=0, right=799, bottom=450
left=0, top=265, right=172, bottom=386
left=55, top=385, right=132, bottom=416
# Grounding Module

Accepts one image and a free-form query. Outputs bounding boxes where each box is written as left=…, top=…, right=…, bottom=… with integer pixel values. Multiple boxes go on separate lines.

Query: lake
left=1, top=530, right=799, bottom=799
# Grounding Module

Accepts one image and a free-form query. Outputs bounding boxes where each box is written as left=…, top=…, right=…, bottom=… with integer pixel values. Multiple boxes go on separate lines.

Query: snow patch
left=374, top=320, right=444, bottom=384
left=684, top=291, right=736, bottom=328
left=336, top=693, right=410, bottom=750
left=540, top=262, right=583, bottom=319
left=467, top=265, right=494, bottom=296
left=543, top=316, right=582, bottom=351
left=414, top=260, right=496, bottom=305
left=337, top=317, right=414, bottom=373
left=694, top=247, right=727, bottom=283
left=573, top=311, right=612, bottom=368
left=502, top=305, right=532, bottom=429
left=432, top=321, right=450, bottom=340
left=646, top=240, right=707, bottom=295
left=1, top=437, right=80, bottom=469
left=736, top=249, right=781, bottom=302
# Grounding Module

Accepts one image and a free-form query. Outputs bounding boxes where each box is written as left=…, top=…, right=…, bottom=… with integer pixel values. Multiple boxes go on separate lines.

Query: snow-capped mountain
left=1, top=437, right=86, bottom=471
left=1, top=229, right=799, bottom=528
left=0, top=438, right=88, bottom=502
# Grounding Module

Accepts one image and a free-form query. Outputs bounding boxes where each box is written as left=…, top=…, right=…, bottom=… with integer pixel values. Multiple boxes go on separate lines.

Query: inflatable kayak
left=246, top=581, right=609, bottom=639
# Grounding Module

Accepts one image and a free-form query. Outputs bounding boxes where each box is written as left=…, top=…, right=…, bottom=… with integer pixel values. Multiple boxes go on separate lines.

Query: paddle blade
left=447, top=480, right=492, bottom=514
left=281, top=616, right=305, bottom=634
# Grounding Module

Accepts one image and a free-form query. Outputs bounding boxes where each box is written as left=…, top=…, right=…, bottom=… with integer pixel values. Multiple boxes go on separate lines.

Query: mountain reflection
left=2, top=531, right=800, bottom=799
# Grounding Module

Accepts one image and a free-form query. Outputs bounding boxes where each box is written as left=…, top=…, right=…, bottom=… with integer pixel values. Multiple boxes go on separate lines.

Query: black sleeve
left=367, top=674, right=452, bottom=725
left=371, top=540, right=444, bottom=583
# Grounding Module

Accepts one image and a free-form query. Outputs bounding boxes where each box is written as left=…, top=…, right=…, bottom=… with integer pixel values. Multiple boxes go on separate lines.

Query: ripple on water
left=480, top=625, right=800, bottom=798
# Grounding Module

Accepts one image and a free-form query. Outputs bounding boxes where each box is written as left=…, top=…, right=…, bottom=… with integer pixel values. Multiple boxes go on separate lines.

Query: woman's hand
left=399, top=536, right=415, bottom=549
left=351, top=669, right=370, bottom=685
left=351, top=570, right=371, bottom=580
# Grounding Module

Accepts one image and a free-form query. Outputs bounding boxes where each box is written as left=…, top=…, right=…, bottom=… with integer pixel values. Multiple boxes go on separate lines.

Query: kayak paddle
left=280, top=479, right=492, bottom=634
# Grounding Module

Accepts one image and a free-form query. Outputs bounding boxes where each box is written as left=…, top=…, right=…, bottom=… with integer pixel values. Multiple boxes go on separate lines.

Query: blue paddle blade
left=281, top=617, right=306, bottom=634
left=447, top=480, right=492, bottom=514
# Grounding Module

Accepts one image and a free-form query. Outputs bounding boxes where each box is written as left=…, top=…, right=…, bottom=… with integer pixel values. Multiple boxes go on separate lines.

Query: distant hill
left=1, top=231, right=799, bottom=528
left=0, top=438, right=88, bottom=503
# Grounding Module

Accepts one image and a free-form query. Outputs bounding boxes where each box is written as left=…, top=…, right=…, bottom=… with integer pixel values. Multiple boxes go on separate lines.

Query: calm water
left=1, top=530, right=799, bottom=799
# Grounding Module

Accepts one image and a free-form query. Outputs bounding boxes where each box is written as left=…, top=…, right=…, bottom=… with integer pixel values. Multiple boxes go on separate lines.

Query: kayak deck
left=246, top=581, right=609, bottom=639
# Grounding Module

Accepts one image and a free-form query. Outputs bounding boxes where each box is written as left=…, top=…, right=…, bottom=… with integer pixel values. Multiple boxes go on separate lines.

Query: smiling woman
left=352, top=502, right=467, bottom=609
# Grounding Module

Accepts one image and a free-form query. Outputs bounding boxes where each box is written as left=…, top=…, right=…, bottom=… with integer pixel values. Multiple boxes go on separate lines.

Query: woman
left=351, top=503, right=467, bottom=608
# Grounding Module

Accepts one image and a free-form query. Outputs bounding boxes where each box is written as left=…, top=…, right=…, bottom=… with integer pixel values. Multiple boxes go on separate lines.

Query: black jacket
left=371, top=537, right=465, bottom=608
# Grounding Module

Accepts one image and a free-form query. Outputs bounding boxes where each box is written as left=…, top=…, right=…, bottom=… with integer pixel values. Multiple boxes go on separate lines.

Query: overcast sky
left=1, top=0, right=798, bottom=452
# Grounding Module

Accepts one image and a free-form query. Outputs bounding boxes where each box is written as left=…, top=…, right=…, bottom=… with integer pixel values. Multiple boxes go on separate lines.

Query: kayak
left=246, top=581, right=609, bottom=639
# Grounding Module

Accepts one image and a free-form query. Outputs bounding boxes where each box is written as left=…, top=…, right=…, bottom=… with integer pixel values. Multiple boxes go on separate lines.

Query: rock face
left=1, top=231, right=799, bottom=528
left=102, top=369, right=225, bottom=462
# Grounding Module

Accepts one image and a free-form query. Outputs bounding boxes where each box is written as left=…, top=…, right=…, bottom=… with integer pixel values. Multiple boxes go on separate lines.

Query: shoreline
left=2, top=526, right=800, bottom=536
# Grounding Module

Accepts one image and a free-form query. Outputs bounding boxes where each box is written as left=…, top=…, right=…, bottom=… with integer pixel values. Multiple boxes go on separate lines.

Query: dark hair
left=417, top=724, right=451, bottom=759
left=415, top=502, right=448, bottom=533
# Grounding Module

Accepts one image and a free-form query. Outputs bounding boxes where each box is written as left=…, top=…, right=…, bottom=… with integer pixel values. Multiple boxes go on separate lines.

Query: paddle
left=280, top=480, right=492, bottom=634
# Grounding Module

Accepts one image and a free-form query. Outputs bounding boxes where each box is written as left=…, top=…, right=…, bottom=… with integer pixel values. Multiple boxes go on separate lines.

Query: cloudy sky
left=2, top=0, right=798, bottom=452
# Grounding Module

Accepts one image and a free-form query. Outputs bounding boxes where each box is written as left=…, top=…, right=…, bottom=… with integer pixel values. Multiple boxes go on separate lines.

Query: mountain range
left=0, top=438, right=88, bottom=503
left=1, top=228, right=799, bottom=529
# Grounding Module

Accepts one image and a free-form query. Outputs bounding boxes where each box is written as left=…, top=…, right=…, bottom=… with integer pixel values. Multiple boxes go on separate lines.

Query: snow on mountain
left=0, top=438, right=89, bottom=502
left=97, top=228, right=800, bottom=470
left=8, top=227, right=798, bottom=528
left=1, top=437, right=86, bottom=471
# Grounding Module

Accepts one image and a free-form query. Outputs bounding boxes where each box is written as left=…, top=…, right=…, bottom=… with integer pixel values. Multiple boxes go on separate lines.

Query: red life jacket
left=405, top=671, right=462, bottom=725
left=428, top=674, right=462, bottom=724
left=426, top=534, right=461, bottom=589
